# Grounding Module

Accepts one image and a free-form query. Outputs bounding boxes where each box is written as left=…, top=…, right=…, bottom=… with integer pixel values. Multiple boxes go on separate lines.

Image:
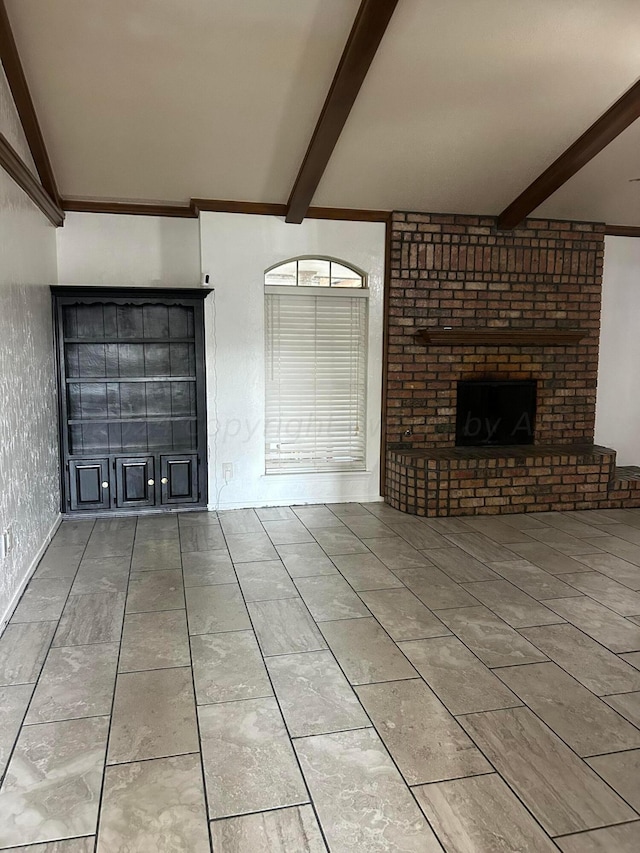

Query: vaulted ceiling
left=5, top=0, right=640, bottom=224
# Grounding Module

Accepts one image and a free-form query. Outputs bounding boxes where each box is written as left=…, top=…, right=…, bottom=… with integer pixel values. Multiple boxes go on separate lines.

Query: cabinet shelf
left=68, top=416, right=197, bottom=425
left=66, top=449, right=196, bottom=458
left=66, top=376, right=196, bottom=383
left=63, top=337, right=195, bottom=344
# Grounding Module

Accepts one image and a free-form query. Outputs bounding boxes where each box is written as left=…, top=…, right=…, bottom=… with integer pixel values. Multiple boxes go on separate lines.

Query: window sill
left=262, top=469, right=371, bottom=478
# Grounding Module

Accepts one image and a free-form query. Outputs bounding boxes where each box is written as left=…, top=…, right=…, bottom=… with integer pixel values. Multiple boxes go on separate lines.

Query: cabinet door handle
left=101, top=481, right=109, bottom=489
left=161, top=477, right=168, bottom=484
left=148, top=479, right=155, bottom=486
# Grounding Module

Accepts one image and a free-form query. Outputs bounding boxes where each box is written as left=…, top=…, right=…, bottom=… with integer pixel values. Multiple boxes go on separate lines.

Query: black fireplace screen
left=456, top=380, right=536, bottom=446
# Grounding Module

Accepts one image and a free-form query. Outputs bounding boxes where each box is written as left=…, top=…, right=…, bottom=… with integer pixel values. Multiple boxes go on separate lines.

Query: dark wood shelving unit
left=414, top=328, right=585, bottom=346
left=52, top=286, right=211, bottom=514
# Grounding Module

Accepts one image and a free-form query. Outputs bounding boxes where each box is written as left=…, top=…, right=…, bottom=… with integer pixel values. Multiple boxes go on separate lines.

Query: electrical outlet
left=222, top=463, right=233, bottom=481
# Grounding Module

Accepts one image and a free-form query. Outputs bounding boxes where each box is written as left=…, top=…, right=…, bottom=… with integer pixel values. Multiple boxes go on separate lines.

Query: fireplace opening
left=456, top=380, right=536, bottom=446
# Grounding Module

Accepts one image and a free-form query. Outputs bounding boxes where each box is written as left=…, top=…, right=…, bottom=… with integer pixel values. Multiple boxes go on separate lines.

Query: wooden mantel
left=414, top=328, right=585, bottom=346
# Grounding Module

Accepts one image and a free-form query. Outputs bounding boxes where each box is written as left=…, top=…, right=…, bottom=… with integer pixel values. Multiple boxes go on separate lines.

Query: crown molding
left=603, top=224, right=640, bottom=238
left=63, top=196, right=391, bottom=223
left=62, top=198, right=197, bottom=218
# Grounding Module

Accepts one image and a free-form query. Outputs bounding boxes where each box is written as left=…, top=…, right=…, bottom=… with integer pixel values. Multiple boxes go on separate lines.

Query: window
left=265, top=257, right=368, bottom=473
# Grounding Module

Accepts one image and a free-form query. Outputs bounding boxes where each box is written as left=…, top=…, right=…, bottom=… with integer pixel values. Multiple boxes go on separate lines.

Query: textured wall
left=0, top=68, right=60, bottom=626
left=0, top=64, right=36, bottom=168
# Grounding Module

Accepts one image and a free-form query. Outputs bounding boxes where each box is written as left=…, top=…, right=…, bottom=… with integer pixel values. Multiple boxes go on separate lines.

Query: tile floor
left=1, top=504, right=640, bottom=851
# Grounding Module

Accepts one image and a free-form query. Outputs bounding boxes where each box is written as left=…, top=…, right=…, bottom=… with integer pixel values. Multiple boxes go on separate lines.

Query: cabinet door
left=69, top=459, right=110, bottom=511
left=160, top=454, right=198, bottom=504
left=115, top=456, right=156, bottom=508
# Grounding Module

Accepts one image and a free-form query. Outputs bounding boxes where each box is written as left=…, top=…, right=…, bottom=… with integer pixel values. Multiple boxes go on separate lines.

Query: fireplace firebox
left=456, top=380, right=536, bottom=446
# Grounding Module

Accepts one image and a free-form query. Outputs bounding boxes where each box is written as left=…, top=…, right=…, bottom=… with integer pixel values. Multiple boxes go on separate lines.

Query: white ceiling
left=5, top=0, right=360, bottom=203
left=6, top=0, right=640, bottom=224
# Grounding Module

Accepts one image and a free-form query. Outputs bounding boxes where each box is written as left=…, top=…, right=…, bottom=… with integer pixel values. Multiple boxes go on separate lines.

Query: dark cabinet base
left=65, top=452, right=202, bottom=513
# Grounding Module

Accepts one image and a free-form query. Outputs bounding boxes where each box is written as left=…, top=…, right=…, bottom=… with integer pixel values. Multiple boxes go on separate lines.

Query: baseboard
left=210, top=496, right=384, bottom=511
left=0, top=513, right=62, bottom=634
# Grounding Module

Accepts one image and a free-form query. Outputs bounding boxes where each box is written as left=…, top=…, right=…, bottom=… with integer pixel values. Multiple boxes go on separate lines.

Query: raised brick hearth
left=384, top=211, right=640, bottom=516
left=386, top=444, right=640, bottom=517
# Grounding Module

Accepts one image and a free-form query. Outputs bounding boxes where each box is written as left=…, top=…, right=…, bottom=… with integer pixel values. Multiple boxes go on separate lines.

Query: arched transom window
left=264, top=257, right=368, bottom=473
left=265, top=257, right=365, bottom=289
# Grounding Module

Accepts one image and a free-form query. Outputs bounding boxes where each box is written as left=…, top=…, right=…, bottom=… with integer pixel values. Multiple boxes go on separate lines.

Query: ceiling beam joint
left=0, top=0, right=61, bottom=208
left=498, top=77, right=640, bottom=230
left=0, top=132, right=64, bottom=225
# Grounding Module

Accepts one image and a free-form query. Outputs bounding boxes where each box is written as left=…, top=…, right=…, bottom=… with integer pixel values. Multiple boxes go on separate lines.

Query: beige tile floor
left=1, top=504, right=640, bottom=851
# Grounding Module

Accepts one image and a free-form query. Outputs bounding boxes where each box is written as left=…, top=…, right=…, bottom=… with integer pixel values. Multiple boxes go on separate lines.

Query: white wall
left=595, top=236, right=640, bottom=466
left=51, top=209, right=386, bottom=511
left=56, top=211, right=201, bottom=287
left=200, top=212, right=385, bottom=509
left=0, top=69, right=60, bottom=627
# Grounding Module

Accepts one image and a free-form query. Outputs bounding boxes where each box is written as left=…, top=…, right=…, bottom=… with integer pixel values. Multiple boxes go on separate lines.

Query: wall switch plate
left=222, top=463, right=233, bottom=481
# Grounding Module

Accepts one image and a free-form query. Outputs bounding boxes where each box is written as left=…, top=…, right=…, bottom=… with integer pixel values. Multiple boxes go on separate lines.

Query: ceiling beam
left=285, top=0, right=400, bottom=224
left=0, top=0, right=61, bottom=207
left=498, top=78, right=640, bottom=230
left=0, top=132, right=64, bottom=225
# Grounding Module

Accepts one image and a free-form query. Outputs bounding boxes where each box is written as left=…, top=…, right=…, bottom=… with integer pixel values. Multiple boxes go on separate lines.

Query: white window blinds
left=265, top=290, right=368, bottom=473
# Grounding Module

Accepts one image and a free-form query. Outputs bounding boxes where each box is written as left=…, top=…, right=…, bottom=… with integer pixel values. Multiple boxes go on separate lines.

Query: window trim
left=265, top=284, right=369, bottom=298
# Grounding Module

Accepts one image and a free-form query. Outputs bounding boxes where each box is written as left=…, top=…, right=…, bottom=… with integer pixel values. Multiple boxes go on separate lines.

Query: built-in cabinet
left=52, top=287, right=211, bottom=514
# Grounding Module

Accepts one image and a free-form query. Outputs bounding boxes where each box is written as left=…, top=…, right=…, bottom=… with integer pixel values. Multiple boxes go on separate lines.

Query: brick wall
left=386, top=212, right=605, bottom=448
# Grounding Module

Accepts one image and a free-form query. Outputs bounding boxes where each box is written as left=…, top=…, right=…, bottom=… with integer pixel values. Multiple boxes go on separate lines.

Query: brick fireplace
left=384, top=211, right=640, bottom=516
